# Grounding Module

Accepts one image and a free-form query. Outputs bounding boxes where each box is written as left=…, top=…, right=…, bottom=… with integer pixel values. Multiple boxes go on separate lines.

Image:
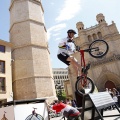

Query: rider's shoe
left=77, top=76, right=81, bottom=80
left=84, top=63, right=91, bottom=74
left=81, top=67, right=85, bottom=73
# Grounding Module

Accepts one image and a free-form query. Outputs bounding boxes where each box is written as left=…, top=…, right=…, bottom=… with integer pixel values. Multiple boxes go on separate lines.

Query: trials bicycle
left=73, top=39, right=109, bottom=96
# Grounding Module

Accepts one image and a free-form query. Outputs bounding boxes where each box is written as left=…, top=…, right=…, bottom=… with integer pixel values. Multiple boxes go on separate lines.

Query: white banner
left=14, top=103, right=48, bottom=120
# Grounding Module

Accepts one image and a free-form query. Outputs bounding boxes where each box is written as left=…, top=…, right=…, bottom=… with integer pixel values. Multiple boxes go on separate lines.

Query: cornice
left=9, top=19, right=47, bottom=33
left=12, top=75, right=52, bottom=82
left=9, top=0, right=44, bottom=13
left=91, top=54, right=120, bottom=67
left=11, top=43, right=50, bottom=54
left=0, top=39, right=14, bottom=48
left=13, top=44, right=50, bottom=53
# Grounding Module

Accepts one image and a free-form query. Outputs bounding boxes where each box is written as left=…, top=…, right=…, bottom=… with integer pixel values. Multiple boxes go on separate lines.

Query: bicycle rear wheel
left=89, top=39, right=109, bottom=58
left=75, top=76, right=95, bottom=96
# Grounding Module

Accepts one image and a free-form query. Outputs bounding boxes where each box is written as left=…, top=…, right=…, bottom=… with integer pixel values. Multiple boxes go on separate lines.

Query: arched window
left=92, top=33, right=97, bottom=40
left=88, top=35, right=92, bottom=42
left=105, top=80, right=116, bottom=90
left=97, top=32, right=102, bottom=39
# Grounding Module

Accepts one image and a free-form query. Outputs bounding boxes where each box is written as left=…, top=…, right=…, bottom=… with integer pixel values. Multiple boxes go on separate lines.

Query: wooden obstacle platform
left=80, top=92, right=120, bottom=120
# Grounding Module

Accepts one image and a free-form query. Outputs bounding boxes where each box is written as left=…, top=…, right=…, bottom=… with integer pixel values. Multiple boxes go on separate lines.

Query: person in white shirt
left=57, top=29, right=90, bottom=79
left=57, top=29, right=81, bottom=77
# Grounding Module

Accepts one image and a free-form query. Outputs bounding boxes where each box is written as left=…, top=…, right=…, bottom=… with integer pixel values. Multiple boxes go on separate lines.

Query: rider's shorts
left=57, top=52, right=70, bottom=66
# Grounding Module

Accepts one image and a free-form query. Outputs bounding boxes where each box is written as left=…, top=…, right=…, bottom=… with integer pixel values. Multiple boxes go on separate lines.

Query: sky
left=0, top=0, right=120, bottom=68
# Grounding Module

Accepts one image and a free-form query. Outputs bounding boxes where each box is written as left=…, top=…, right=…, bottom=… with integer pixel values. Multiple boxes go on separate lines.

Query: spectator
left=51, top=100, right=81, bottom=120
left=113, top=88, right=119, bottom=96
left=106, top=89, right=114, bottom=110
left=71, top=100, right=77, bottom=108
left=65, top=98, right=72, bottom=106
left=105, top=88, right=108, bottom=92
left=113, top=95, right=118, bottom=105
left=108, top=89, right=113, bottom=96
left=112, top=93, right=118, bottom=110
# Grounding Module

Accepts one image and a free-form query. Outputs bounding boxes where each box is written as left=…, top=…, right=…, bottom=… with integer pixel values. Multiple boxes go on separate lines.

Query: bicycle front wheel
left=75, top=76, right=95, bottom=96
left=89, top=39, right=109, bottom=58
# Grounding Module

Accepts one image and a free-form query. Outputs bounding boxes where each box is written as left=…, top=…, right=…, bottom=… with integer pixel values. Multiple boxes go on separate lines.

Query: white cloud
left=47, top=23, right=66, bottom=41
left=52, top=33, right=60, bottom=37
left=55, top=0, right=82, bottom=22
left=50, top=2, right=54, bottom=5
left=55, top=37, right=61, bottom=41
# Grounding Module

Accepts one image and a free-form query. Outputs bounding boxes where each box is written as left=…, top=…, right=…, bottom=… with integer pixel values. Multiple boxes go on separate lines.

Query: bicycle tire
left=89, top=39, right=109, bottom=58
left=75, top=76, right=95, bottom=96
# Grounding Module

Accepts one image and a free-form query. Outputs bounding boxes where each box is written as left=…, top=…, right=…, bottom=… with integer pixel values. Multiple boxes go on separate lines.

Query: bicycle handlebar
left=73, top=40, right=98, bottom=53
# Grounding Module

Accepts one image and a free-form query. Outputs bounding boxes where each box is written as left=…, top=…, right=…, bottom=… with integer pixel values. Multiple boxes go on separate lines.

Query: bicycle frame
left=79, top=50, right=88, bottom=87
left=79, top=47, right=99, bottom=67
left=73, top=40, right=101, bottom=87
left=80, top=50, right=86, bottom=67
left=79, top=47, right=99, bottom=87
left=75, top=39, right=109, bottom=95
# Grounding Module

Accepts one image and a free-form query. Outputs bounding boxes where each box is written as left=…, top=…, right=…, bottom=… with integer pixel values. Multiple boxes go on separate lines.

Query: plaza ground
left=51, top=109, right=120, bottom=120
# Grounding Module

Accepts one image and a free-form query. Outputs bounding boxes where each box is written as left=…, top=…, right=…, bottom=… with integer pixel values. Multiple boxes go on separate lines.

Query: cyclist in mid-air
left=57, top=29, right=90, bottom=79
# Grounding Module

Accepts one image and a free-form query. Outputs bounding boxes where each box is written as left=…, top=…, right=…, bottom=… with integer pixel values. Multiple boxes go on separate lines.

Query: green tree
left=57, top=90, right=66, bottom=100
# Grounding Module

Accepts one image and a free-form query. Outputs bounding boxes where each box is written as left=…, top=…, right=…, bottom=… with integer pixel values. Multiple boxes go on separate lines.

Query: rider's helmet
left=67, top=29, right=77, bottom=34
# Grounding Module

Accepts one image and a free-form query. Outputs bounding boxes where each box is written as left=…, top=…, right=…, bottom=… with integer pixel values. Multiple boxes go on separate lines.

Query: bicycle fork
left=80, top=75, right=87, bottom=87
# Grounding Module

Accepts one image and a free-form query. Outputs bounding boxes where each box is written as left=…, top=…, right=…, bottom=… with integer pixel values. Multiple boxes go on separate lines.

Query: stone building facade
left=0, top=39, right=13, bottom=103
left=52, top=68, right=72, bottom=98
left=53, top=68, right=68, bottom=89
left=9, top=0, right=56, bottom=101
left=69, top=13, right=120, bottom=98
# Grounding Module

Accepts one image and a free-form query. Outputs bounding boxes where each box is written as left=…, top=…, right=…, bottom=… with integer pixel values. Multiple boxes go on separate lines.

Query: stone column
left=9, top=0, right=56, bottom=101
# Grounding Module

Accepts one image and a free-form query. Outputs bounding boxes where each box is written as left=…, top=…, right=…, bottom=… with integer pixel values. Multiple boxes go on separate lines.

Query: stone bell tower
left=9, top=0, right=56, bottom=100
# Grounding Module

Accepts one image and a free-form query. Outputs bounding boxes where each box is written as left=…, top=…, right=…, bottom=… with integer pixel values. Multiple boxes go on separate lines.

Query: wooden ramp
left=81, top=92, right=120, bottom=120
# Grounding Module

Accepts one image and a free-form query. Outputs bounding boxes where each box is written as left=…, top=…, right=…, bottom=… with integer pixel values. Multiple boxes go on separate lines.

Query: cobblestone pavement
left=50, top=109, right=120, bottom=120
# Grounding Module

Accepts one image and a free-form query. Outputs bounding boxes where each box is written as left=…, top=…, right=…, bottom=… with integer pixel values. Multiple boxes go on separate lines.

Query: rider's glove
left=76, top=46, right=80, bottom=51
